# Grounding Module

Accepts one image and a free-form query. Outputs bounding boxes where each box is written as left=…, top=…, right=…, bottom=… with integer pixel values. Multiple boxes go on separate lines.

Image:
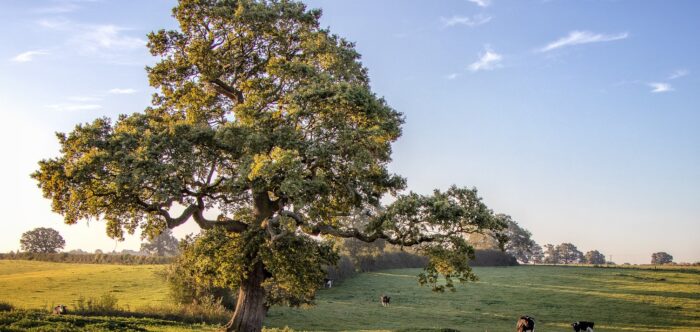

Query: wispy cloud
left=34, top=0, right=98, bottom=14
left=67, top=96, right=102, bottom=102
left=441, top=14, right=492, bottom=28
left=10, top=50, right=49, bottom=63
left=668, top=69, right=689, bottom=80
left=46, top=103, right=103, bottom=112
left=445, top=73, right=460, bottom=80
left=108, top=88, right=136, bottom=94
left=539, top=30, right=628, bottom=52
left=468, top=47, right=503, bottom=72
left=37, top=19, right=145, bottom=60
left=648, top=82, right=673, bottom=93
left=468, top=0, right=491, bottom=7
left=34, top=3, right=80, bottom=14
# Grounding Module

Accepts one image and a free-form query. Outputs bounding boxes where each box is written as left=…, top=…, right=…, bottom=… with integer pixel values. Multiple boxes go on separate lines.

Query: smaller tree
left=497, top=214, right=540, bottom=263
left=651, top=252, right=673, bottom=265
left=20, top=227, right=65, bottom=253
left=141, top=229, right=180, bottom=257
left=543, top=244, right=560, bottom=264
left=530, top=243, right=544, bottom=264
left=557, top=243, right=583, bottom=264
left=584, top=250, right=606, bottom=264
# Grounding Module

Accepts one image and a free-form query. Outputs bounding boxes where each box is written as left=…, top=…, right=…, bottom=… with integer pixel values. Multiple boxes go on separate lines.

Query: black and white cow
left=571, top=321, right=594, bottom=332
left=516, top=315, right=535, bottom=332
left=380, top=295, right=390, bottom=307
left=323, top=278, right=333, bottom=288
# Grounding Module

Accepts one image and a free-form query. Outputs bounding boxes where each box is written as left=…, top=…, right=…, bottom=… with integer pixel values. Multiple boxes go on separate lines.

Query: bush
left=73, top=294, right=119, bottom=314
left=0, top=301, right=14, bottom=311
left=164, top=233, right=237, bottom=310
left=469, top=249, right=519, bottom=266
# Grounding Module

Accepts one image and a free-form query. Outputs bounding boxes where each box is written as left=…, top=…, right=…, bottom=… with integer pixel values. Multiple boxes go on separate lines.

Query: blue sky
left=1, top=0, right=698, bottom=264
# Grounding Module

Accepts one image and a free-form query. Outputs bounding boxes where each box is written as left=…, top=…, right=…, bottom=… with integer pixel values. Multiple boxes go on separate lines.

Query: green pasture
left=0, top=260, right=169, bottom=310
left=266, top=266, right=700, bottom=331
left=1, top=261, right=699, bottom=331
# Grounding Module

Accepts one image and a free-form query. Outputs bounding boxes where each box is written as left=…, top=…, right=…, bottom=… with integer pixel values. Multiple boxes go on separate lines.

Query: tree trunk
left=225, top=261, right=268, bottom=332
left=226, top=191, right=275, bottom=332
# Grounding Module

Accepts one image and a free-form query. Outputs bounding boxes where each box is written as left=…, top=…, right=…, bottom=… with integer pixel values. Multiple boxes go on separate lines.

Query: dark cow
left=571, top=321, right=594, bottom=332
left=516, top=315, right=535, bottom=332
left=52, top=305, right=67, bottom=315
left=380, top=295, right=390, bottom=307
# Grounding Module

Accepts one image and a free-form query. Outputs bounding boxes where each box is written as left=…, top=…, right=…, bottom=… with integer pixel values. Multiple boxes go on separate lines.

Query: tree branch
left=209, top=78, right=244, bottom=104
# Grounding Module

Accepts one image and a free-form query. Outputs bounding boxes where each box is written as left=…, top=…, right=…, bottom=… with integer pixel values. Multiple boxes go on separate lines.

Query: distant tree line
left=0, top=252, right=172, bottom=265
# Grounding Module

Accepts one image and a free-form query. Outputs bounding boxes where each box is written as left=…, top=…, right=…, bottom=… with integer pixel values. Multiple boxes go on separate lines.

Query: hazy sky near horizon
left=0, top=0, right=698, bottom=264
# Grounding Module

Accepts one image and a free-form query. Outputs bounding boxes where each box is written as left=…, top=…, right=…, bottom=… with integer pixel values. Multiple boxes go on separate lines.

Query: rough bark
left=226, top=191, right=274, bottom=332
left=226, top=261, right=269, bottom=332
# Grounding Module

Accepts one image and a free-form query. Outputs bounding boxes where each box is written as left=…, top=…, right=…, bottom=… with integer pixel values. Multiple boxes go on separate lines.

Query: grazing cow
left=516, top=315, right=535, bottom=332
left=323, top=278, right=333, bottom=288
left=380, top=295, right=391, bottom=307
left=52, top=305, right=67, bottom=315
left=571, top=321, right=594, bottom=332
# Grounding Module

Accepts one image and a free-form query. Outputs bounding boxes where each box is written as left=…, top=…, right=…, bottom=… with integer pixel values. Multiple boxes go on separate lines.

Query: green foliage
left=497, top=214, right=542, bottom=263
left=0, top=252, right=172, bottom=265
left=0, top=301, right=14, bottom=312
left=543, top=242, right=584, bottom=264
left=31, top=0, right=508, bottom=328
left=141, top=229, right=180, bottom=257
left=165, top=230, right=239, bottom=309
left=584, top=250, right=606, bottom=265
left=652, top=252, right=674, bottom=265
left=19, top=228, right=65, bottom=253
left=0, top=309, right=219, bottom=331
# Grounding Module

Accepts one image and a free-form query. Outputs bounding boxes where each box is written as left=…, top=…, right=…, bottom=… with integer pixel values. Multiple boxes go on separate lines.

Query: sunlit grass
left=266, top=266, right=700, bottom=331
left=2, top=261, right=698, bottom=331
left=0, top=260, right=169, bottom=310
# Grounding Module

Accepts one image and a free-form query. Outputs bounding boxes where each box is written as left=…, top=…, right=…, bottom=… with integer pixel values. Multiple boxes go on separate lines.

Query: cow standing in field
left=52, top=305, right=67, bottom=315
left=516, top=315, right=535, bottom=332
left=571, top=321, right=594, bottom=332
left=323, top=278, right=333, bottom=288
left=380, top=295, right=390, bottom=307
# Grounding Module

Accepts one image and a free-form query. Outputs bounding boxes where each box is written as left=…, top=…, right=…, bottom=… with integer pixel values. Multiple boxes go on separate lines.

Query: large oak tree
left=32, top=1, right=505, bottom=331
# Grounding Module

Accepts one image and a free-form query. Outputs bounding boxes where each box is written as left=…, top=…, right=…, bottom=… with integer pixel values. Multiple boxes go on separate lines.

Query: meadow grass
left=0, top=260, right=169, bottom=310
left=266, top=266, right=700, bottom=331
left=1, top=261, right=699, bottom=331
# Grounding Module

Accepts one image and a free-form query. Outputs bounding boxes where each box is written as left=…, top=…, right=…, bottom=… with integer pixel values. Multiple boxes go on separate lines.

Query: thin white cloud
left=72, top=25, right=145, bottom=54
left=34, top=3, right=80, bottom=14
left=46, top=103, right=103, bottom=112
left=468, top=0, right=491, bottom=7
left=441, top=14, right=492, bottom=28
left=445, top=73, right=459, bottom=80
left=11, top=50, right=49, bottom=63
left=539, top=30, right=629, bottom=52
left=67, top=96, right=102, bottom=102
left=648, top=82, right=673, bottom=93
left=108, top=88, right=136, bottom=94
left=38, top=19, right=145, bottom=58
left=468, top=47, right=503, bottom=72
left=668, top=69, right=689, bottom=80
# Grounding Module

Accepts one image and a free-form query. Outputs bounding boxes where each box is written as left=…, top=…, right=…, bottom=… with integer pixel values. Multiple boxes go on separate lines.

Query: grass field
left=1, top=261, right=699, bottom=331
left=266, top=266, right=700, bottom=332
left=0, top=260, right=169, bottom=310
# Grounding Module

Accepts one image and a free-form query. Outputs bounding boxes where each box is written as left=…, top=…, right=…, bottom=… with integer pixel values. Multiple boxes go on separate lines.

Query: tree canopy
left=651, top=252, right=673, bottom=265
left=497, top=214, right=541, bottom=263
left=141, top=229, right=180, bottom=256
left=584, top=250, right=606, bottom=265
left=31, top=0, right=506, bottom=331
left=20, top=227, right=66, bottom=253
